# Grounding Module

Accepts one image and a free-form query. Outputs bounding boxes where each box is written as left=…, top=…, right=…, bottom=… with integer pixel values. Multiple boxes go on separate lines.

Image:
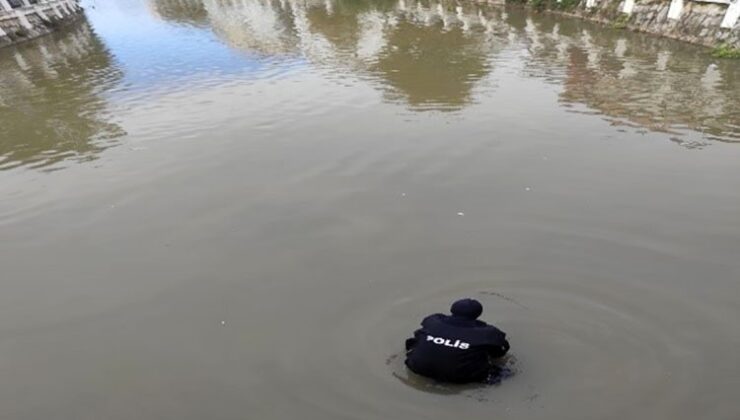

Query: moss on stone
left=611, top=13, right=630, bottom=29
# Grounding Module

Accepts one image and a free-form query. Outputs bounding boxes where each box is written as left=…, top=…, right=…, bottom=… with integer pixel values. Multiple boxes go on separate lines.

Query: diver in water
left=405, top=298, right=510, bottom=384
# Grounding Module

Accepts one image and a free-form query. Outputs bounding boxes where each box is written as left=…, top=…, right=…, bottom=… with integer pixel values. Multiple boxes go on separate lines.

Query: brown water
left=1, top=0, right=739, bottom=419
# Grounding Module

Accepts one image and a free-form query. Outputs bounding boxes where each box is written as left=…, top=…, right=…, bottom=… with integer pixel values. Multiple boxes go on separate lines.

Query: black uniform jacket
left=405, top=313, right=509, bottom=383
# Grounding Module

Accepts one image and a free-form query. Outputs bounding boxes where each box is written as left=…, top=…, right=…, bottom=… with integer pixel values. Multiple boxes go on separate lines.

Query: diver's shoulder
left=421, top=313, right=447, bottom=325
left=487, top=325, right=507, bottom=340
left=478, top=321, right=506, bottom=335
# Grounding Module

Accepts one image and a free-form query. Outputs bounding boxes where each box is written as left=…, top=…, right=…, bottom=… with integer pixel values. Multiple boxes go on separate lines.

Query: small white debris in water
left=457, top=212, right=465, bottom=216
left=401, top=193, right=406, bottom=197
left=220, top=321, right=226, bottom=326
left=525, top=187, right=532, bottom=191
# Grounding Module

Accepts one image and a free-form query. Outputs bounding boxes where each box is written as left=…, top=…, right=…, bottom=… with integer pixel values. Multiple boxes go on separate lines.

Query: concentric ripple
left=250, top=275, right=738, bottom=420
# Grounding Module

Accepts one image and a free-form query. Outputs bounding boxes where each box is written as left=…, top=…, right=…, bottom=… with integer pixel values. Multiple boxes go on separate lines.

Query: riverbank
left=504, top=0, right=740, bottom=50
left=0, top=0, right=82, bottom=49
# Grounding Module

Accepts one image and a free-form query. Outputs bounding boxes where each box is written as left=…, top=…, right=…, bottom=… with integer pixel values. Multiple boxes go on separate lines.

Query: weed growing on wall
left=505, top=0, right=582, bottom=10
left=711, top=43, right=740, bottom=59
left=611, top=13, right=630, bottom=29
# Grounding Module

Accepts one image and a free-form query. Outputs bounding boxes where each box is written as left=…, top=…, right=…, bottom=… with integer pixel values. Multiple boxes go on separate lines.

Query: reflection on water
left=149, top=0, right=739, bottom=139
left=0, top=21, right=125, bottom=171
left=1, top=0, right=737, bottom=172
left=521, top=19, right=740, bottom=146
left=152, top=0, right=499, bottom=109
left=151, top=0, right=209, bottom=27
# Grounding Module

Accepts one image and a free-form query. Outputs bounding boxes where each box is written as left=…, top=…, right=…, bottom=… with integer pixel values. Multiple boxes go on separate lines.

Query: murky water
left=1, top=0, right=739, bottom=419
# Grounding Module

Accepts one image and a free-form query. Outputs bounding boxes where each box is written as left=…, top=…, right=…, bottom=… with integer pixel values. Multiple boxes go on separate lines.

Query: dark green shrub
left=530, top=0, right=547, bottom=10
left=555, top=0, right=581, bottom=10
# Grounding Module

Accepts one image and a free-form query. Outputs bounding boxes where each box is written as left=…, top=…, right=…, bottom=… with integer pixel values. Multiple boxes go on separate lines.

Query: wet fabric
left=405, top=313, right=510, bottom=383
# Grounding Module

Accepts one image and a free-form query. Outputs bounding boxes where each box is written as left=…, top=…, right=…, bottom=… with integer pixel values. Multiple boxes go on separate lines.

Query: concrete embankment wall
left=0, top=0, right=82, bottom=49
left=508, top=0, right=740, bottom=48
left=622, top=0, right=739, bottom=47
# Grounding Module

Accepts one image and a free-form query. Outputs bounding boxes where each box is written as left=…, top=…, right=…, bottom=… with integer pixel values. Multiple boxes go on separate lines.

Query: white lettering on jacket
left=426, top=335, right=470, bottom=349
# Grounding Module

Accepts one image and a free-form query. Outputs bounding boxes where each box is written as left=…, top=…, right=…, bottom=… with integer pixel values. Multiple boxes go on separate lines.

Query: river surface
left=1, top=0, right=740, bottom=419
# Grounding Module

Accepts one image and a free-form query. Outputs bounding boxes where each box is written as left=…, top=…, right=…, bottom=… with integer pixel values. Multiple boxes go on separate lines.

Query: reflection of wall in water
left=0, top=21, right=125, bottom=170
left=307, top=0, right=499, bottom=110
left=518, top=16, right=740, bottom=145
left=0, top=0, right=83, bottom=49
left=149, top=0, right=739, bottom=141
left=151, top=0, right=504, bottom=110
left=150, top=0, right=208, bottom=27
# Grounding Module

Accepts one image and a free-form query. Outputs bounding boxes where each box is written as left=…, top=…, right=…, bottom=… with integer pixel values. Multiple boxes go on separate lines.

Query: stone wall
left=510, top=0, right=740, bottom=48
left=630, top=1, right=738, bottom=47
left=0, top=0, right=83, bottom=49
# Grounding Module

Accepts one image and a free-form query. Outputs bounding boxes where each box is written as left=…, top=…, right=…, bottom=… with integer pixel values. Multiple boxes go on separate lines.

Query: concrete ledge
left=0, top=0, right=82, bottom=49
left=513, top=0, right=740, bottom=48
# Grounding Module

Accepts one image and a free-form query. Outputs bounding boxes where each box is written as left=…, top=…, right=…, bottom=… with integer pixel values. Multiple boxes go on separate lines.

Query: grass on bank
left=711, top=43, right=740, bottom=59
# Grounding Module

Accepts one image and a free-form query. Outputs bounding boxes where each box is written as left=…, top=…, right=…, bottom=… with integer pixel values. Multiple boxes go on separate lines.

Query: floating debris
left=457, top=212, right=465, bottom=216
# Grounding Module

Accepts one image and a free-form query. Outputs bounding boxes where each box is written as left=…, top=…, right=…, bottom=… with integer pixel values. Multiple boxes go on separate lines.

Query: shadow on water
left=149, top=0, right=740, bottom=144
left=0, top=19, right=125, bottom=171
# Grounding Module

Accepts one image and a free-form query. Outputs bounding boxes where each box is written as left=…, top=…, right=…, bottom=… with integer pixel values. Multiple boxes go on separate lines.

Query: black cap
left=450, top=298, right=483, bottom=319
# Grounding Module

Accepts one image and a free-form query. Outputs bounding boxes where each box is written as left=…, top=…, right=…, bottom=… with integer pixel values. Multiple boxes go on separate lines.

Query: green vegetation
left=555, top=0, right=581, bottom=10
left=711, top=43, right=740, bottom=59
left=530, top=0, right=547, bottom=11
left=604, top=0, right=623, bottom=14
left=505, top=0, right=582, bottom=10
left=611, top=13, right=630, bottom=29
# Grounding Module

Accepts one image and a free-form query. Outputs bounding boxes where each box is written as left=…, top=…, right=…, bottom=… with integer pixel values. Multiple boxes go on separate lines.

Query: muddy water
left=1, top=0, right=739, bottom=419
